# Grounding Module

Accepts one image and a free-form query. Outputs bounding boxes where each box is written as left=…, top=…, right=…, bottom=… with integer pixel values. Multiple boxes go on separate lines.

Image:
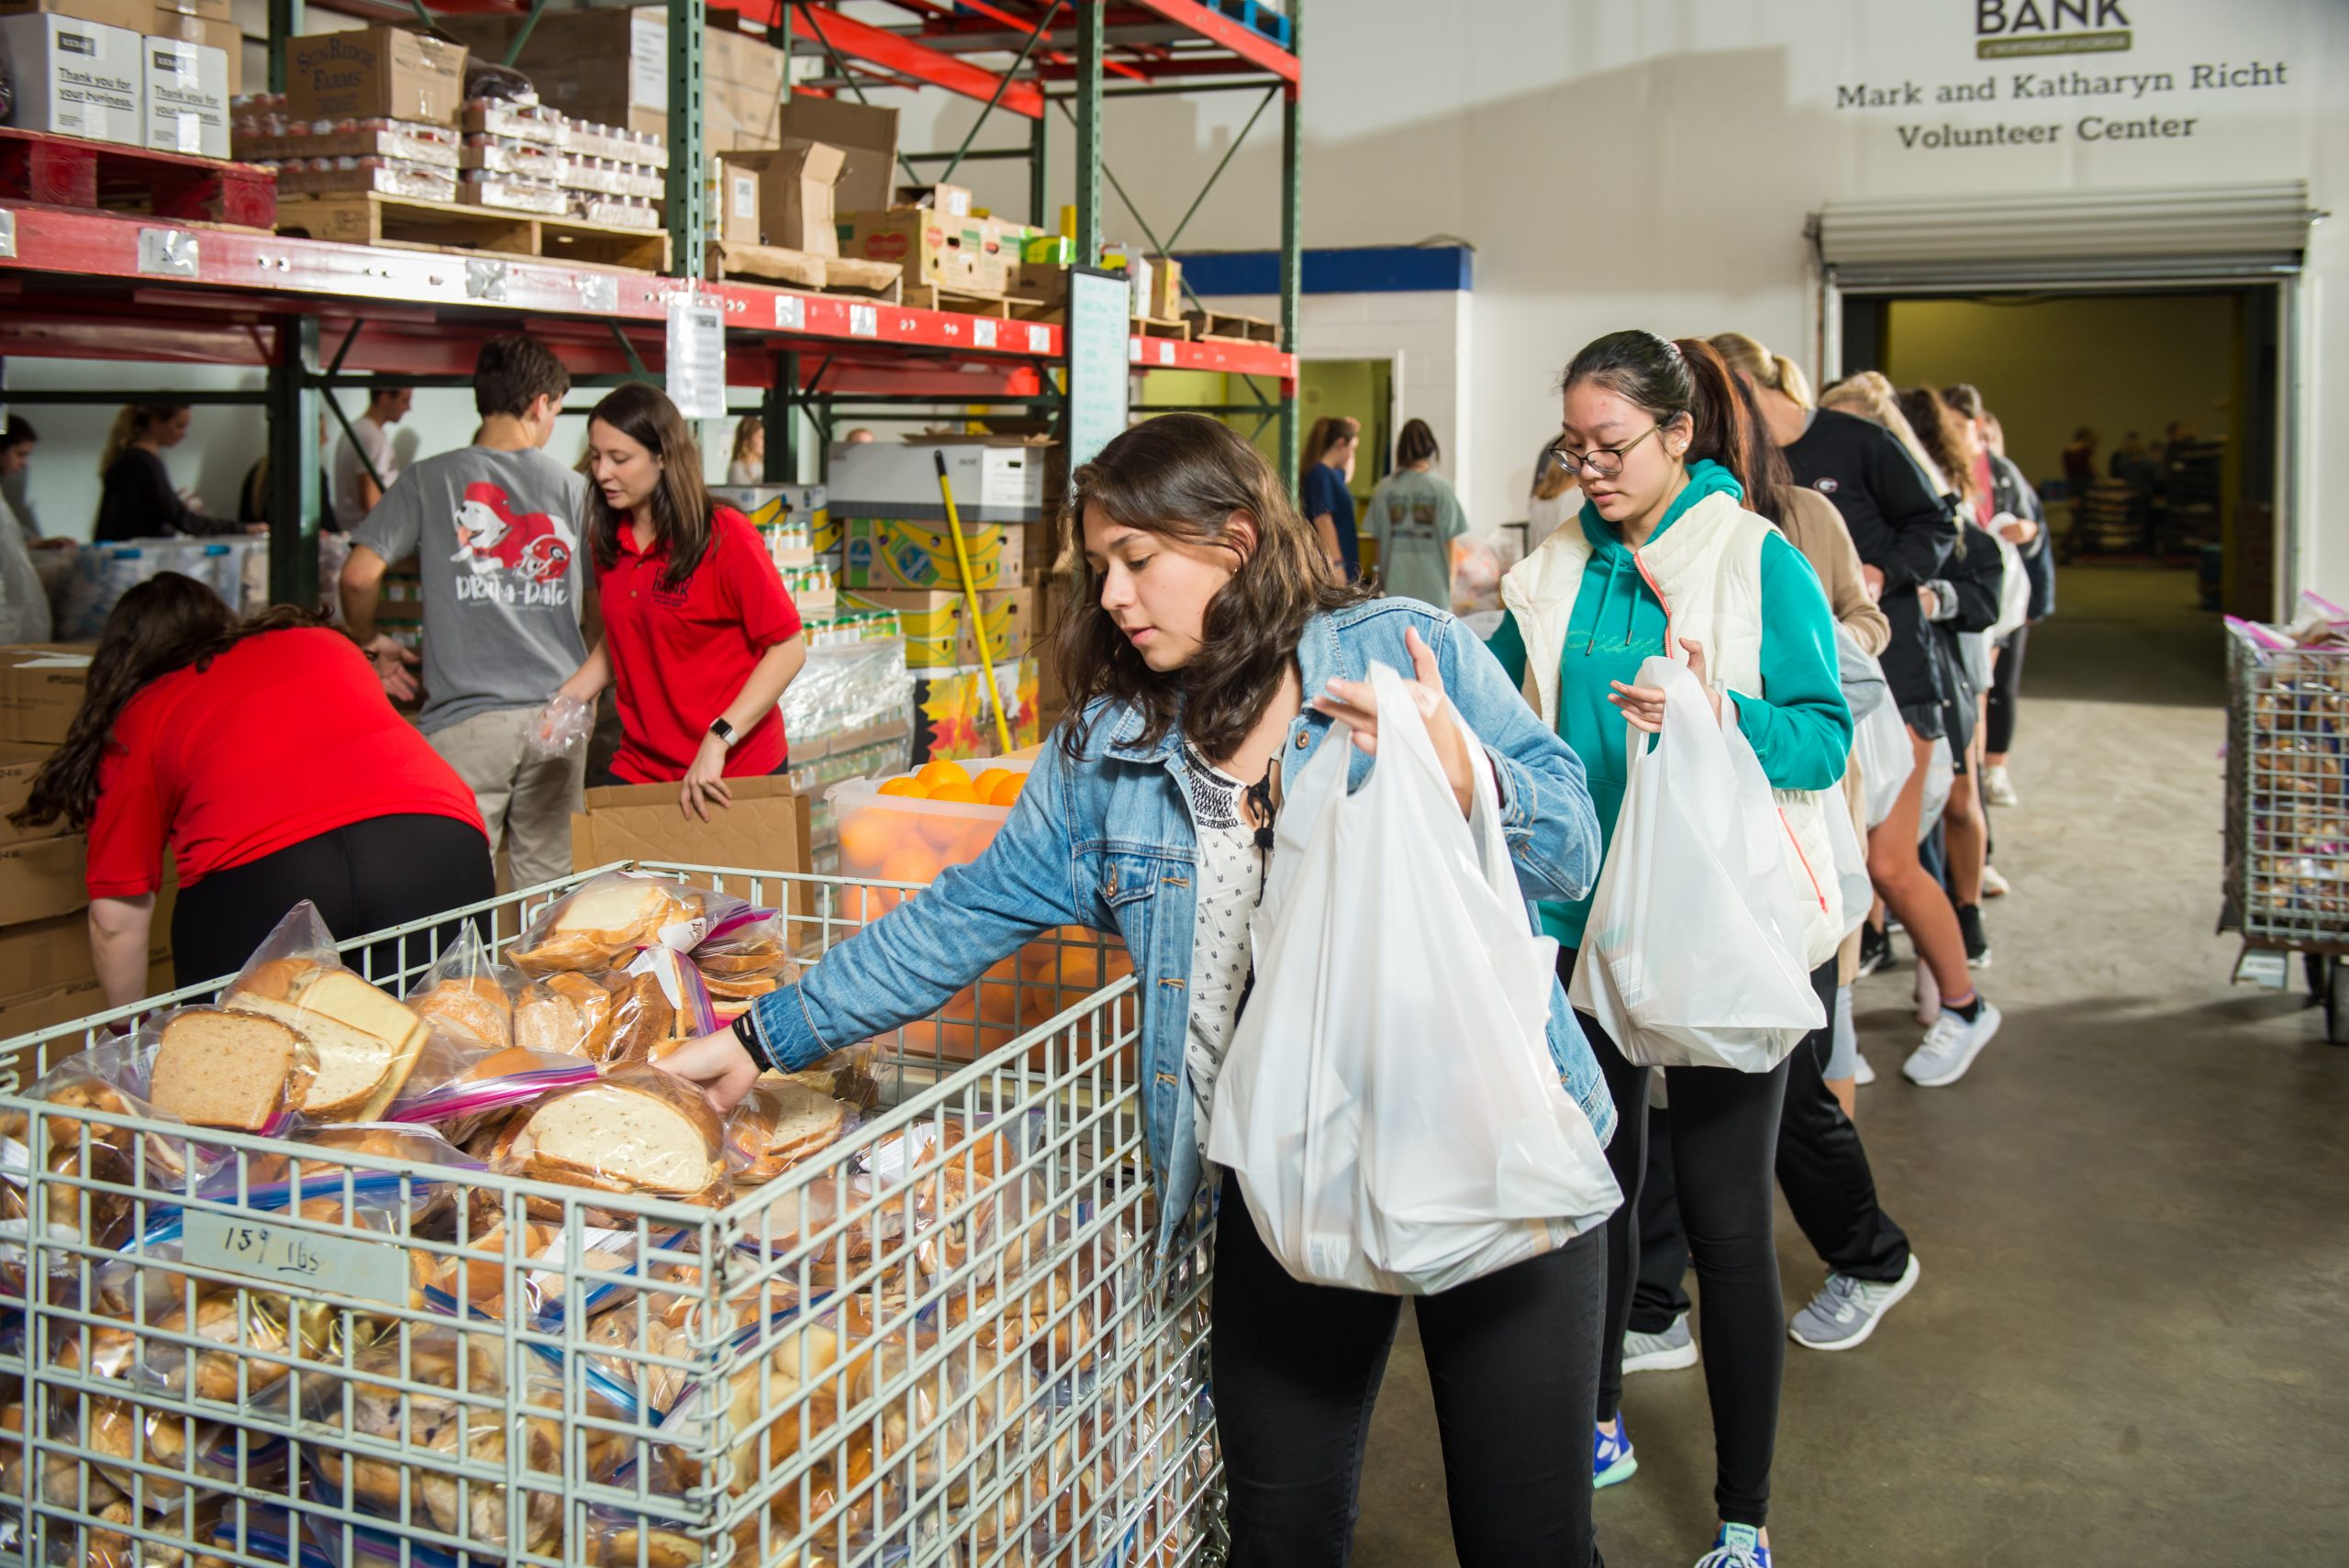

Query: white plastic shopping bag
left=1916, top=733, right=1954, bottom=843
left=1988, top=527, right=2033, bottom=644
left=1567, top=657, right=1824, bottom=1071
left=1823, top=785, right=1872, bottom=941
left=1854, top=691, right=1913, bottom=831
left=1207, top=662, right=1620, bottom=1296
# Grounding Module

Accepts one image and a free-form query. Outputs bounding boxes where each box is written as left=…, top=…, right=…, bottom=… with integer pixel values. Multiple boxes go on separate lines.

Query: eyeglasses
left=1547, top=423, right=1664, bottom=481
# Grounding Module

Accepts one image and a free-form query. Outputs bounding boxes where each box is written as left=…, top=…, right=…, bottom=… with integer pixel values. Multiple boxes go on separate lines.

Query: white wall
left=896, top=0, right=2349, bottom=587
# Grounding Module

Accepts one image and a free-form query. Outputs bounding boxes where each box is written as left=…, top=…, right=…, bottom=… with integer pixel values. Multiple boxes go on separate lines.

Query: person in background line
left=7, top=573, right=491, bottom=1000
left=1941, top=384, right=1998, bottom=529
left=2, top=417, right=62, bottom=547
left=1625, top=363, right=1915, bottom=1396
left=95, top=405, right=247, bottom=543
left=1364, top=417, right=1468, bottom=610
left=1299, top=414, right=1362, bottom=582
left=341, top=334, right=591, bottom=891
left=1493, top=332, right=1854, bottom=1568
left=331, top=386, right=413, bottom=532
left=1713, top=336, right=1999, bottom=1090
left=727, top=415, right=766, bottom=485
left=1980, top=411, right=2053, bottom=817
left=1527, top=428, right=1581, bottom=551
left=0, top=418, right=50, bottom=643
left=660, top=412, right=1618, bottom=1568
left=2061, top=425, right=2098, bottom=501
left=555, top=383, right=807, bottom=822
left=844, top=427, right=877, bottom=445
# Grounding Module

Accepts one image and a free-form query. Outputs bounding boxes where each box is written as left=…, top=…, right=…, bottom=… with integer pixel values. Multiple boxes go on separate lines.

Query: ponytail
left=1705, top=333, right=1814, bottom=410
left=1299, top=416, right=1360, bottom=491
left=1559, top=330, right=1784, bottom=521
left=98, top=404, right=188, bottom=475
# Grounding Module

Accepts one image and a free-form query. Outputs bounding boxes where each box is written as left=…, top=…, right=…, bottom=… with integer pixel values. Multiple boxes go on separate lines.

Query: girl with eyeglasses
left=1488, top=332, right=1853, bottom=1568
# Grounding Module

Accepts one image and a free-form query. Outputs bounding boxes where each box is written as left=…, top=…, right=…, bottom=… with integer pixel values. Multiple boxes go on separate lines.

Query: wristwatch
left=708, top=717, right=739, bottom=750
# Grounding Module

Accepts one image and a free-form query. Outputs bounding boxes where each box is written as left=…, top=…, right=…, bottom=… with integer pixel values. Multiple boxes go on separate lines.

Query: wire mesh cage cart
left=0, top=862, right=1225, bottom=1567
left=2221, top=642, right=2349, bottom=1042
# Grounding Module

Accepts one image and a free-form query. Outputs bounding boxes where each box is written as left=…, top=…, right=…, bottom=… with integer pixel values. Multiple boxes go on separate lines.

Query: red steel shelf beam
left=0, top=203, right=1297, bottom=381
left=782, top=3, right=1046, bottom=117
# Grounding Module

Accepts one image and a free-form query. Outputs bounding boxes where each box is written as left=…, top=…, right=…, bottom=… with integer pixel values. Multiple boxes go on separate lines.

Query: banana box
left=845, top=588, right=1034, bottom=669
left=842, top=517, right=1026, bottom=591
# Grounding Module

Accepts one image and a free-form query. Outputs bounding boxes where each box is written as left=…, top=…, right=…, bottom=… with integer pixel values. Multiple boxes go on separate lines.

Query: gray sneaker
left=1789, top=1254, right=1921, bottom=1351
left=1622, top=1312, right=1698, bottom=1373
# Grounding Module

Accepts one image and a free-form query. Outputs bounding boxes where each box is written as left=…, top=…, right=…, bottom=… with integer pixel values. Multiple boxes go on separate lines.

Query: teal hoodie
left=1489, top=461, right=1854, bottom=947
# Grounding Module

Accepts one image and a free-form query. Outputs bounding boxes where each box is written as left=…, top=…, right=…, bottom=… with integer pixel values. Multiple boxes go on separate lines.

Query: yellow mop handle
left=935, top=450, right=1015, bottom=754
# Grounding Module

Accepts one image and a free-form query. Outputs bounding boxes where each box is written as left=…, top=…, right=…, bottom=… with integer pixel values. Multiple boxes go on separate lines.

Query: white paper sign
left=183, top=1211, right=416, bottom=1307
left=665, top=293, right=728, bottom=419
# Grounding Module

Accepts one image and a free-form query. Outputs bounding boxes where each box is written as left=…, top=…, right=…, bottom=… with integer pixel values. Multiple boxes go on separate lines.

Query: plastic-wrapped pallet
left=55, top=538, right=265, bottom=641
left=782, top=635, right=914, bottom=751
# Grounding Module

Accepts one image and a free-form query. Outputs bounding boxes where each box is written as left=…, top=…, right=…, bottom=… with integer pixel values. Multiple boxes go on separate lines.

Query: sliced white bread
left=227, top=968, right=429, bottom=1122
left=513, top=880, right=699, bottom=972
left=733, top=1077, right=848, bottom=1184
left=415, top=976, right=512, bottom=1051
left=149, top=1009, right=303, bottom=1132
left=518, top=1079, right=722, bottom=1195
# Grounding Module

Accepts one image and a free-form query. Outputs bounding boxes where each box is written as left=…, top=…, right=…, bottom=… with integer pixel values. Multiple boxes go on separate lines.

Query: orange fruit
left=985, top=770, right=1027, bottom=807
left=881, top=845, right=945, bottom=885
left=926, top=780, right=979, bottom=806
left=916, top=759, right=974, bottom=791
left=841, top=884, right=900, bottom=923
left=973, top=769, right=1015, bottom=802
left=837, top=814, right=895, bottom=872
left=877, top=776, right=926, bottom=799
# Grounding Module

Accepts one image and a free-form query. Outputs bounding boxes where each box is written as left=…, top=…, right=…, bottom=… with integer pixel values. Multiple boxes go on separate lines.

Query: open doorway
left=1838, top=286, right=2282, bottom=620
left=1137, top=354, right=1397, bottom=506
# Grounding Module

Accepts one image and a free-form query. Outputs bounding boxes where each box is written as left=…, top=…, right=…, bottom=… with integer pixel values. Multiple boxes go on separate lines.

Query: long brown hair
left=11, top=574, right=329, bottom=833
left=1299, top=415, right=1359, bottom=491
left=585, top=383, right=716, bottom=592
left=98, top=404, right=187, bottom=473
left=1559, top=331, right=1772, bottom=512
left=1895, top=386, right=1976, bottom=505
left=1061, top=414, right=1367, bottom=762
left=1722, top=371, right=1796, bottom=529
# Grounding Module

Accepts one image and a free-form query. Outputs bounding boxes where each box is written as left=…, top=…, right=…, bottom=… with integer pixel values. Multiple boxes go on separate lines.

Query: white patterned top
left=1175, top=743, right=1267, bottom=1167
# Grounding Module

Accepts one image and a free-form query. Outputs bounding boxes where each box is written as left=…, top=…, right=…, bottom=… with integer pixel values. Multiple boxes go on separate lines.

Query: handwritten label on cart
left=183, top=1212, right=414, bottom=1307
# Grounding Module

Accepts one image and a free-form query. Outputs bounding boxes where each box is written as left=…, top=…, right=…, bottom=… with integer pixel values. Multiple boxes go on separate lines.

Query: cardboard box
left=894, top=182, right=973, bottom=217
left=440, top=8, right=783, bottom=150
left=284, top=27, right=464, bottom=125
left=709, top=156, right=762, bottom=248
left=843, top=519, right=1027, bottom=593
left=0, top=12, right=143, bottom=143
left=0, top=645, right=90, bottom=746
left=0, top=833, right=89, bottom=928
left=0, top=0, right=150, bottom=33
left=782, top=96, right=897, bottom=216
left=849, top=588, right=1034, bottom=670
left=150, top=0, right=226, bottom=18
left=1145, top=253, right=1186, bottom=321
left=0, top=906, right=170, bottom=999
left=0, top=742, right=59, bottom=848
left=142, top=34, right=228, bottom=158
left=828, top=439, right=1050, bottom=525
left=146, top=8, right=236, bottom=95
left=751, top=141, right=843, bottom=257
left=571, top=776, right=814, bottom=921
left=0, top=958, right=173, bottom=1036
left=841, top=207, right=992, bottom=294
left=1010, top=259, right=1067, bottom=305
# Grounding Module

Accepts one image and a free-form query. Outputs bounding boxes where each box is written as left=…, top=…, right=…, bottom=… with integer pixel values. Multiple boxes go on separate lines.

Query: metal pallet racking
left=0, top=1, right=1299, bottom=605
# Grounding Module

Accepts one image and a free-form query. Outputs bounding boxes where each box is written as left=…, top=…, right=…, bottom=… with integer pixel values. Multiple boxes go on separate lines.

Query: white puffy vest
left=1499, top=492, right=1845, bottom=969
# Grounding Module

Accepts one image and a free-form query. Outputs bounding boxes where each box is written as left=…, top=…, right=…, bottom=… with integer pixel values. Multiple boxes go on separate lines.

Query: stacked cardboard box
left=838, top=183, right=1052, bottom=300
left=0, top=647, right=173, bottom=1034
left=0, top=0, right=235, bottom=157
left=437, top=7, right=785, bottom=151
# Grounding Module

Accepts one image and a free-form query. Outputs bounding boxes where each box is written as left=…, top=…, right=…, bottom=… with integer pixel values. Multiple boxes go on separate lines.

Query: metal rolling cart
left=2221, top=640, right=2349, bottom=1043
left=0, top=862, right=1224, bottom=1567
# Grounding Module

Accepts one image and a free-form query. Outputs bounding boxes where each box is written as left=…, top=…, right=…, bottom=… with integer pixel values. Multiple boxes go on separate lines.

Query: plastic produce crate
left=0, top=862, right=1220, bottom=1568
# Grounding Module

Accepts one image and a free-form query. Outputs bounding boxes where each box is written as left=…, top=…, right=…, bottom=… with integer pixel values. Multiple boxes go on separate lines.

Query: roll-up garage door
left=1812, top=182, right=2321, bottom=289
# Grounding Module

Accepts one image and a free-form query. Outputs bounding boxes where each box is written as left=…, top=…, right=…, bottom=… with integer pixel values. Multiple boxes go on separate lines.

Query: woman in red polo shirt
left=7, top=572, right=491, bottom=1004
left=555, top=383, right=807, bottom=821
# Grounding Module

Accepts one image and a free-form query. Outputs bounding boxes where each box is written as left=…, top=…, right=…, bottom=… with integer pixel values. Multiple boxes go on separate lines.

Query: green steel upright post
left=669, top=0, right=707, bottom=282
left=266, top=0, right=301, bottom=94
left=766, top=351, right=797, bottom=483
left=1029, top=105, right=1049, bottom=229
left=266, top=316, right=322, bottom=607
left=1277, top=2, right=1303, bottom=494
left=1074, top=2, right=1104, bottom=265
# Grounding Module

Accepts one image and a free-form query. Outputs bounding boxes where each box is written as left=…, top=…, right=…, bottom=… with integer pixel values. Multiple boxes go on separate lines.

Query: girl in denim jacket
left=664, top=413, right=1619, bottom=1568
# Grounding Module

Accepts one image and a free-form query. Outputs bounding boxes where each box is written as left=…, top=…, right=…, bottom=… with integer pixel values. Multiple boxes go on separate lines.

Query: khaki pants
left=427, top=706, right=585, bottom=891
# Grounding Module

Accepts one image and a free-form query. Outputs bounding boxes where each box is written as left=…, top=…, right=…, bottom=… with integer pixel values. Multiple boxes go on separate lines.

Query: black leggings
left=1633, top=960, right=1910, bottom=1329
left=1985, top=625, right=2028, bottom=754
left=1569, top=950, right=1788, bottom=1529
left=1209, top=1169, right=1609, bottom=1568
left=171, top=814, right=495, bottom=994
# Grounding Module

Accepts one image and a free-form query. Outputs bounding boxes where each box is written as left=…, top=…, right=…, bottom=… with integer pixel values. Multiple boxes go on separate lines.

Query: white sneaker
left=1981, top=763, right=2020, bottom=807
left=1903, top=999, right=2002, bottom=1087
left=1913, top=959, right=1941, bottom=1026
left=1789, top=1253, right=1922, bottom=1351
left=1623, top=1312, right=1698, bottom=1373
left=1854, top=1052, right=1876, bottom=1086
left=1982, top=863, right=2011, bottom=898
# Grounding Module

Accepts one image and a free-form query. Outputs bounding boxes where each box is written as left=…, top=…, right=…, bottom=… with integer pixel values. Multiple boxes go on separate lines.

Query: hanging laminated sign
left=1066, top=266, right=1132, bottom=477
left=665, top=291, right=728, bottom=418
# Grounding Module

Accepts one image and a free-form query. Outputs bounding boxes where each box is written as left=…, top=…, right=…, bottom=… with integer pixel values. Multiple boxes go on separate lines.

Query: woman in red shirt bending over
left=555, top=384, right=807, bottom=821
left=8, top=573, right=491, bottom=1003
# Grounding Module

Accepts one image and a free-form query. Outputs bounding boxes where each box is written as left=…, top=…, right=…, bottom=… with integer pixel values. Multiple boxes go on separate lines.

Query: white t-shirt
left=333, top=416, right=399, bottom=531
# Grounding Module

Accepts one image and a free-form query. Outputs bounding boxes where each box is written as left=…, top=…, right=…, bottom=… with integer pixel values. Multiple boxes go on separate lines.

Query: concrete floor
left=1351, top=567, right=2349, bottom=1566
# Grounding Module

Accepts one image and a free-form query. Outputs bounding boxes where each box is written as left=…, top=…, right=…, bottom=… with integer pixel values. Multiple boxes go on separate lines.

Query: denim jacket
left=745, top=599, right=1613, bottom=1257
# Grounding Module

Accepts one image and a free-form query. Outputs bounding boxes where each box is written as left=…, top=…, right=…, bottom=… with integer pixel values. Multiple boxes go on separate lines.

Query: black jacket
left=95, top=449, right=239, bottom=543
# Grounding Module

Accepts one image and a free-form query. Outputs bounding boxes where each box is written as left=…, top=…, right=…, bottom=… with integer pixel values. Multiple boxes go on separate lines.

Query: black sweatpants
left=1209, top=1169, right=1609, bottom=1568
left=1985, top=625, right=2028, bottom=754
left=171, top=814, right=495, bottom=994
left=1568, top=951, right=1788, bottom=1529
left=1632, top=959, right=1911, bottom=1332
